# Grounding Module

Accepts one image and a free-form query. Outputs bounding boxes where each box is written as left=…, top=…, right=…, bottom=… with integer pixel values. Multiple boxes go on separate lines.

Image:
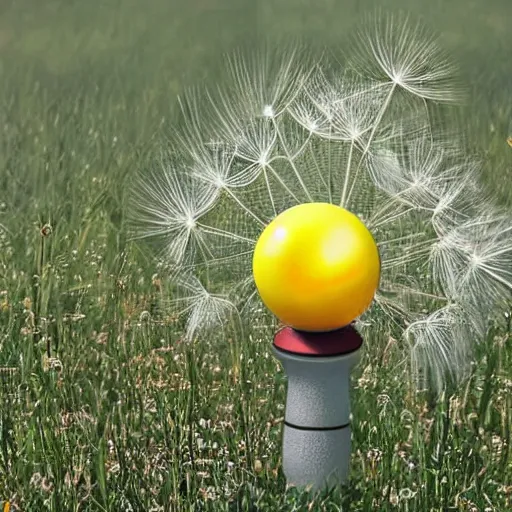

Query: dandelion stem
left=370, top=206, right=415, bottom=228
left=224, top=187, right=266, bottom=226
left=290, top=130, right=313, bottom=160
left=272, top=119, right=313, bottom=201
left=307, top=144, right=330, bottom=199
left=262, top=168, right=277, bottom=217
left=340, top=140, right=354, bottom=207
left=196, top=223, right=256, bottom=244
left=345, top=82, right=397, bottom=205
left=266, top=163, right=302, bottom=204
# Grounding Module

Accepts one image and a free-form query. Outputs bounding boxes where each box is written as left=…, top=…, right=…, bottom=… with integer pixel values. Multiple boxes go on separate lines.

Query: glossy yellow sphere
left=252, top=203, right=380, bottom=331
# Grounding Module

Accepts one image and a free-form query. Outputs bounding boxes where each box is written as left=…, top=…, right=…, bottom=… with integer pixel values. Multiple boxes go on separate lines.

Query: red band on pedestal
left=273, top=325, right=363, bottom=356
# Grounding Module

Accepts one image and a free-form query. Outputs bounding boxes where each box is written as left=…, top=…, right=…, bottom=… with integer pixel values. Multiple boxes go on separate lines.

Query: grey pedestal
left=273, top=326, right=363, bottom=491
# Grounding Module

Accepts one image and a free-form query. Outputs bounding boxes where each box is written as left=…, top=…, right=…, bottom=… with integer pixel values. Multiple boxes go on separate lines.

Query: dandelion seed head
left=131, top=16, right=510, bottom=393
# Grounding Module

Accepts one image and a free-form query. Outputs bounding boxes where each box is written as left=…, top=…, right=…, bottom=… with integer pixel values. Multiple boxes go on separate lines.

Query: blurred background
left=1, top=0, right=510, bottom=118
left=0, top=0, right=510, bottom=218
left=1, top=0, right=510, bottom=92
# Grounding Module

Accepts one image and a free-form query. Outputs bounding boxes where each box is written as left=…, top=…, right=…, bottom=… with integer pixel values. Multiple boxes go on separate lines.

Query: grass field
left=0, top=0, right=512, bottom=510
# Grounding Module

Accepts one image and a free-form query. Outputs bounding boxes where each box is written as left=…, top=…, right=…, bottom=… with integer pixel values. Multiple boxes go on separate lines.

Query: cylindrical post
left=272, top=325, right=363, bottom=491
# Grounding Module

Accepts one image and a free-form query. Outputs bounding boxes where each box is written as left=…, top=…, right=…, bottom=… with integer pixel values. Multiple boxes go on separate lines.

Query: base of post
left=282, top=422, right=352, bottom=491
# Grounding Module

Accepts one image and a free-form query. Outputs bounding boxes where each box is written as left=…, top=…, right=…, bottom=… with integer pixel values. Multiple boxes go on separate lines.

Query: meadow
left=0, top=0, right=512, bottom=510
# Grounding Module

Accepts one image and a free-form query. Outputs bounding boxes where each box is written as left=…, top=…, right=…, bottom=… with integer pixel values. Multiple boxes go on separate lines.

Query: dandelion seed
left=405, top=303, right=476, bottom=391
left=215, top=42, right=314, bottom=123
left=349, top=11, right=464, bottom=102
left=166, top=272, right=239, bottom=341
left=431, top=211, right=512, bottom=313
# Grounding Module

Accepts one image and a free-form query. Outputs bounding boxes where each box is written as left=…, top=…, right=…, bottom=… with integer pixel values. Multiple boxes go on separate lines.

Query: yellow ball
left=252, top=203, right=380, bottom=331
